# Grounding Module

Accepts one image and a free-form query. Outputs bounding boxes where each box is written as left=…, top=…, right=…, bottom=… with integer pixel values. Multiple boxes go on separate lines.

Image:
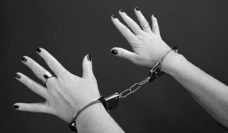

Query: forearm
left=110, top=7, right=228, bottom=129
left=77, top=102, right=125, bottom=133
left=162, top=51, right=228, bottom=128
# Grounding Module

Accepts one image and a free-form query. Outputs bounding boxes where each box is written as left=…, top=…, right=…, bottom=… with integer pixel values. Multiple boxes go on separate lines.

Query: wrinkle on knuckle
left=30, top=83, right=37, bottom=90
left=47, top=59, right=54, bottom=67
left=131, top=39, right=140, bottom=46
left=46, top=78, right=58, bottom=88
left=134, top=56, right=146, bottom=65
left=134, top=55, right=141, bottom=62
left=136, top=34, right=145, bottom=39
left=119, top=26, right=127, bottom=32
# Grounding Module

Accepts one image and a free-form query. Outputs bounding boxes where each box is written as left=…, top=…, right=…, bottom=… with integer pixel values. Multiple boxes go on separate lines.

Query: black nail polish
left=43, top=74, right=48, bottom=79
left=15, top=73, right=21, bottom=79
left=111, top=15, right=117, bottom=19
left=153, top=14, right=156, bottom=18
left=119, top=9, right=124, bottom=13
left=36, top=47, right=41, bottom=53
left=21, top=56, right=27, bottom=62
left=135, top=7, right=140, bottom=11
left=13, top=105, right=19, bottom=109
left=111, top=49, right=118, bottom=55
left=87, top=54, right=92, bottom=61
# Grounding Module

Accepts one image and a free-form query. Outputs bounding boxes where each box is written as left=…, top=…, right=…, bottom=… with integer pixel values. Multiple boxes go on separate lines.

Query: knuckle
left=133, top=56, right=143, bottom=63
left=46, top=77, right=58, bottom=87
left=118, top=49, right=124, bottom=56
left=119, top=25, right=127, bottom=31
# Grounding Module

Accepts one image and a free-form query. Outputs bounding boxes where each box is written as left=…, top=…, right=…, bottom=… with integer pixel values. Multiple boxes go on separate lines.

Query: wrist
left=76, top=102, right=107, bottom=128
left=160, top=50, right=185, bottom=76
left=76, top=101, right=125, bottom=133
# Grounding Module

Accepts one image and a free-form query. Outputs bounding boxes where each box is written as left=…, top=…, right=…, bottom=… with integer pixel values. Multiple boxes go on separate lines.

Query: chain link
left=118, top=46, right=178, bottom=99
left=119, top=76, right=151, bottom=99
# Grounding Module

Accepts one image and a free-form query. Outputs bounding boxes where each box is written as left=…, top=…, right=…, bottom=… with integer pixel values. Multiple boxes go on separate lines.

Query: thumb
left=82, top=54, right=95, bottom=80
left=110, top=47, right=138, bottom=64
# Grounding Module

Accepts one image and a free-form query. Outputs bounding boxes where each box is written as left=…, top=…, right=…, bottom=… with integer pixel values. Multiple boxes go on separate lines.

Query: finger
left=21, top=56, right=51, bottom=83
left=119, top=9, right=143, bottom=35
left=15, top=72, right=49, bottom=99
left=151, top=15, right=160, bottom=35
left=36, top=47, right=68, bottom=76
left=110, top=47, right=139, bottom=64
left=134, top=7, right=151, bottom=33
left=111, top=15, right=136, bottom=44
left=82, top=54, right=95, bottom=80
left=13, top=102, right=52, bottom=114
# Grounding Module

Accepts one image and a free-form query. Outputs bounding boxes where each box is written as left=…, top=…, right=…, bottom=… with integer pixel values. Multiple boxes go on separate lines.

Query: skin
left=14, top=48, right=124, bottom=133
left=111, top=8, right=228, bottom=130
left=14, top=7, right=228, bottom=132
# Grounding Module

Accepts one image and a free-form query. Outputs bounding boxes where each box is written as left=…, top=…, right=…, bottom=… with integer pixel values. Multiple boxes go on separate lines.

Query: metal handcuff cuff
left=69, top=46, right=178, bottom=132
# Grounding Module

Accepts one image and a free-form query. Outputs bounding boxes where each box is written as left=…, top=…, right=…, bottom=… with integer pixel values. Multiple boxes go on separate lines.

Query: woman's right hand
left=110, top=8, right=171, bottom=68
left=14, top=48, right=101, bottom=123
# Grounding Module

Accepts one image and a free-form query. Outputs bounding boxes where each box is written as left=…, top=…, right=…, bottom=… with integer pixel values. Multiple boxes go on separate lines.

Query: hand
left=14, top=48, right=100, bottom=123
left=110, top=8, right=171, bottom=68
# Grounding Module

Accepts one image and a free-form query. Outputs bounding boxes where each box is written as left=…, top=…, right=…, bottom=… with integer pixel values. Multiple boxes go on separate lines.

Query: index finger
left=111, top=15, right=136, bottom=44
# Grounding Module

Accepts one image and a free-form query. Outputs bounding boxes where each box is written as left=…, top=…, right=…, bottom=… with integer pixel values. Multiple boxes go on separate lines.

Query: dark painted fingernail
left=43, top=74, right=48, bottom=79
left=13, top=105, right=19, bottom=109
left=135, top=7, right=140, bottom=11
left=111, top=49, right=118, bottom=55
left=15, top=73, right=21, bottom=79
left=36, top=47, right=41, bottom=53
left=111, top=15, right=117, bottom=19
left=21, top=56, right=27, bottom=62
left=119, top=9, right=124, bottom=13
left=87, top=54, right=92, bottom=61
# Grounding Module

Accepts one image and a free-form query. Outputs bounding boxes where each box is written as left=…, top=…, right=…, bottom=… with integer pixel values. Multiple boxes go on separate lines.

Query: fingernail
left=43, top=74, right=48, bottom=79
left=21, top=56, right=27, bottom=62
left=135, top=7, right=140, bottom=11
left=87, top=54, right=92, bottom=61
left=152, top=14, right=156, bottom=18
left=111, top=49, right=118, bottom=55
left=119, top=9, right=124, bottom=13
left=15, top=73, right=21, bottom=79
left=111, top=15, right=117, bottom=19
left=13, top=105, right=19, bottom=109
left=36, top=47, right=41, bottom=53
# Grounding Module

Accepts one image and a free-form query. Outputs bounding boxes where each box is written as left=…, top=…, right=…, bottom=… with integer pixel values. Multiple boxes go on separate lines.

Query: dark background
left=1, top=0, right=228, bottom=132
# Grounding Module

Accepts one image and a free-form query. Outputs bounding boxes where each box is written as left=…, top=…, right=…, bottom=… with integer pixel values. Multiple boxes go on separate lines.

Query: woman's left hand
left=14, top=48, right=100, bottom=123
left=110, top=8, right=171, bottom=68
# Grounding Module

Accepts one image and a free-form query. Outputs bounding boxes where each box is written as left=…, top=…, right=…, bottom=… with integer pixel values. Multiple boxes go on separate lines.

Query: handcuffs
left=69, top=46, right=178, bottom=132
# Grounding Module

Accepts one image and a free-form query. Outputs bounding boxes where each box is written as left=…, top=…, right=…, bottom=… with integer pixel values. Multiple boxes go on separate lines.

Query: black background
left=1, top=0, right=228, bottom=132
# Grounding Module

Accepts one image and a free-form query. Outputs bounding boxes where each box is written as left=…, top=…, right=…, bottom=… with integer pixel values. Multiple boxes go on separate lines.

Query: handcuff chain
left=119, top=76, right=151, bottom=99
left=119, top=46, right=178, bottom=99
